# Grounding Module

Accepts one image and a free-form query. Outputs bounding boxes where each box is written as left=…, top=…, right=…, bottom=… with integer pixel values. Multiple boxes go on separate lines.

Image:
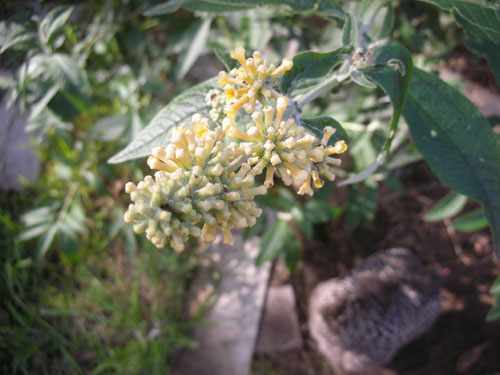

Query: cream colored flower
left=125, top=114, right=267, bottom=249
left=218, top=46, right=293, bottom=118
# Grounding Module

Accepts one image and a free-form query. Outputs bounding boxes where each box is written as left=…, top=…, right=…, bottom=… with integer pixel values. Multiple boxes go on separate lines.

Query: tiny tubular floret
left=124, top=48, right=348, bottom=251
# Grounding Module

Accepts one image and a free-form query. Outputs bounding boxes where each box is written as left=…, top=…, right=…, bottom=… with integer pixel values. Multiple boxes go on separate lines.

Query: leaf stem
left=293, top=73, right=347, bottom=108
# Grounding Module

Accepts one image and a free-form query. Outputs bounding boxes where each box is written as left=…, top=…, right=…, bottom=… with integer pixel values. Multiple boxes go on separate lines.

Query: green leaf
left=303, top=200, right=339, bottom=223
left=451, top=208, right=489, bottom=232
left=176, top=17, right=212, bottom=80
left=419, top=0, right=500, bottom=84
left=144, top=0, right=344, bottom=18
left=291, top=206, right=313, bottom=240
left=87, top=114, right=128, bottom=142
left=423, top=191, right=468, bottom=222
left=301, top=116, right=348, bottom=144
left=373, top=4, right=395, bottom=41
left=340, top=44, right=413, bottom=186
left=0, top=22, right=37, bottom=55
left=37, top=224, right=59, bottom=262
left=20, top=205, right=58, bottom=227
left=452, top=8, right=500, bottom=85
left=255, top=220, right=299, bottom=266
left=486, top=276, right=500, bottom=321
left=342, top=13, right=358, bottom=46
left=345, top=184, right=378, bottom=232
left=403, top=68, right=500, bottom=255
left=17, top=223, right=52, bottom=242
left=144, top=0, right=252, bottom=15
left=27, top=53, right=90, bottom=95
left=108, top=77, right=218, bottom=163
left=214, top=48, right=239, bottom=71
left=281, top=46, right=351, bottom=94
left=38, top=7, right=73, bottom=46
left=486, top=298, right=500, bottom=322
left=491, top=276, right=500, bottom=295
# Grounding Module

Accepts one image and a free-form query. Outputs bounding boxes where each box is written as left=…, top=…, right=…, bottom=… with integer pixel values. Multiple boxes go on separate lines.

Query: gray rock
left=309, top=248, right=442, bottom=375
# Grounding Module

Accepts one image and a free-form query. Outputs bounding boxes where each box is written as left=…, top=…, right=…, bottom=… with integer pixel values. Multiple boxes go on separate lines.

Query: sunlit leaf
left=0, top=21, right=37, bottom=55
left=451, top=208, right=489, bottom=232
left=108, top=77, right=218, bottom=163
left=144, top=0, right=344, bottom=18
left=423, top=191, right=468, bottom=222
left=176, top=17, right=212, bottom=80
left=38, top=7, right=73, bottom=46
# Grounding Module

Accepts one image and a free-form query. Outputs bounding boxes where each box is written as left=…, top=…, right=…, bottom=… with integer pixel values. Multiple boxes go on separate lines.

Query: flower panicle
left=218, top=46, right=293, bottom=119
left=124, top=48, right=349, bottom=251
left=124, top=114, right=267, bottom=250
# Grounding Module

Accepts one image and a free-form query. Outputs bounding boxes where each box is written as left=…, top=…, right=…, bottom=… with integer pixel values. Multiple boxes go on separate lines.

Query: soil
left=252, top=161, right=500, bottom=375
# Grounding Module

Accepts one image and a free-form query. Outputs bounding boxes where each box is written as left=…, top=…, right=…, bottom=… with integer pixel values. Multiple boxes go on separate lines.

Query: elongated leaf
left=403, top=68, right=500, bottom=255
left=17, top=223, right=52, bottom=241
left=144, top=0, right=344, bottom=18
left=419, top=0, right=500, bottom=84
left=281, top=46, right=352, bottom=94
left=255, top=220, right=299, bottom=266
left=423, top=191, right=468, bottom=222
left=144, top=0, right=252, bottom=15
left=492, top=276, right=500, bottom=295
left=451, top=208, right=489, bottom=232
left=176, top=17, right=212, bottom=80
left=345, top=184, right=378, bottom=232
left=342, top=13, right=357, bottom=46
left=27, top=53, right=90, bottom=95
left=301, top=116, right=348, bottom=145
left=214, top=48, right=239, bottom=71
left=340, top=44, right=413, bottom=186
left=452, top=9, right=500, bottom=84
left=108, top=77, right=218, bottom=163
left=38, top=7, right=73, bottom=46
left=486, top=276, right=500, bottom=322
left=0, top=22, right=37, bottom=55
left=37, top=224, right=59, bottom=262
left=88, top=114, right=128, bottom=142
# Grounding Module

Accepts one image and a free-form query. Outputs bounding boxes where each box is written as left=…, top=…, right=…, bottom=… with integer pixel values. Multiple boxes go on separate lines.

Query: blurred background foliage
left=0, top=0, right=498, bottom=373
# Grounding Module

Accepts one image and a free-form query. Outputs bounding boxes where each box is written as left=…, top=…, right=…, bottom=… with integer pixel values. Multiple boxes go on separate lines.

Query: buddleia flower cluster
left=124, top=47, right=348, bottom=250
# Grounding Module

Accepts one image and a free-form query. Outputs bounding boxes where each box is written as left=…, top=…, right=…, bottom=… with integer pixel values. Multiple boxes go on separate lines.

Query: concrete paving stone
left=256, top=284, right=303, bottom=354
left=0, top=99, right=40, bottom=191
left=172, top=234, right=271, bottom=375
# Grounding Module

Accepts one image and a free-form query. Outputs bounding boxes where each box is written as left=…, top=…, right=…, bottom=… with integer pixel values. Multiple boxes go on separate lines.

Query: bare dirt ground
left=253, top=161, right=500, bottom=375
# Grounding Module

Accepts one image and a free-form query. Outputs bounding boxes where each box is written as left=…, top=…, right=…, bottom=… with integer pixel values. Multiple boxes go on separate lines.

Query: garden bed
left=253, top=161, right=500, bottom=375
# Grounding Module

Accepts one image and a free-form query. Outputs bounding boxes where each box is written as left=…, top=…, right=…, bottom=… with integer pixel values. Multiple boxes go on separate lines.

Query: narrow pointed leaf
left=340, top=44, right=413, bottom=186
left=423, top=191, right=468, bottom=222
left=451, top=208, right=489, bottom=232
left=108, top=77, right=218, bottom=163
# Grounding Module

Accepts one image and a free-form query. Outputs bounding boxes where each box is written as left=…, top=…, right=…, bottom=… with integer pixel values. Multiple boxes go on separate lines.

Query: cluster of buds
left=124, top=47, right=347, bottom=250
left=205, top=89, right=226, bottom=126
left=218, top=46, right=293, bottom=118
left=124, top=114, right=267, bottom=249
left=223, top=95, right=347, bottom=196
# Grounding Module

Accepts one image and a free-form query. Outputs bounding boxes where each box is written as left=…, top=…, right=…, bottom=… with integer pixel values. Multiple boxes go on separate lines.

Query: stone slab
left=255, top=284, right=303, bottom=353
left=0, top=98, right=40, bottom=191
left=173, top=234, right=271, bottom=375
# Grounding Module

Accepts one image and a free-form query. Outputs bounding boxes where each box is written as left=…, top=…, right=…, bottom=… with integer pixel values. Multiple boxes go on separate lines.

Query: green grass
left=0, top=189, right=201, bottom=375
